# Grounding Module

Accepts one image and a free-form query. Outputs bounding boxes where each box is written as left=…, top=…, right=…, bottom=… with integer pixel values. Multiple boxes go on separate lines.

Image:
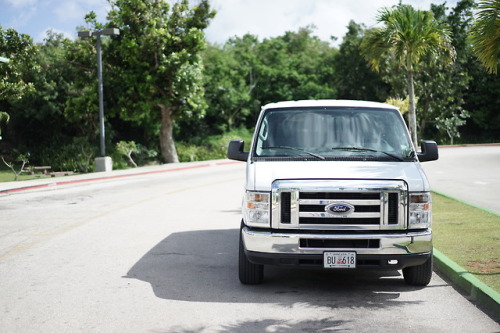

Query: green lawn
left=0, top=170, right=43, bottom=182
left=432, top=192, right=500, bottom=292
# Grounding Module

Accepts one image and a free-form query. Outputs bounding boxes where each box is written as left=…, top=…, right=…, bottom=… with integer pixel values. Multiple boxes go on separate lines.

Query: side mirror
left=417, top=141, right=438, bottom=162
left=227, top=140, right=249, bottom=161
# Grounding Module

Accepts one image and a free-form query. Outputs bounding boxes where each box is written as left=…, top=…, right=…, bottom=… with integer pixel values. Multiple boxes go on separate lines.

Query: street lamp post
left=78, top=28, right=120, bottom=172
left=0, top=56, right=10, bottom=140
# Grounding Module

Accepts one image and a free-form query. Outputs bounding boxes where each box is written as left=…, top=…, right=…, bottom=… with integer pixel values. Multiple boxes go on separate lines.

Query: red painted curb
left=0, top=163, right=213, bottom=194
left=215, top=160, right=244, bottom=166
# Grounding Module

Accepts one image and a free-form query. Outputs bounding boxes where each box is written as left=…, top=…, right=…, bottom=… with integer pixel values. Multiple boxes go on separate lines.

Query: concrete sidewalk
left=0, top=159, right=242, bottom=195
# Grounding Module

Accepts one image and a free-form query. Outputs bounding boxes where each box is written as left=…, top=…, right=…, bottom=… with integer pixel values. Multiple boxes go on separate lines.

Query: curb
left=0, top=164, right=209, bottom=194
left=433, top=248, right=500, bottom=319
left=432, top=190, right=499, bottom=320
left=0, top=160, right=243, bottom=195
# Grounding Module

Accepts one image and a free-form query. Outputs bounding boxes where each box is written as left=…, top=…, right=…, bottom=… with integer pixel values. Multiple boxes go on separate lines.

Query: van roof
left=262, top=100, right=398, bottom=110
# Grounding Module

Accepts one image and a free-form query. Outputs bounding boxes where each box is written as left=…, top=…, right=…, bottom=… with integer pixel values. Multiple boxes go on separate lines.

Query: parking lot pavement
left=422, top=145, right=500, bottom=214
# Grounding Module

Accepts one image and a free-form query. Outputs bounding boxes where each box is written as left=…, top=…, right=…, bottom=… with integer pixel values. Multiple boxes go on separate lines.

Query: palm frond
left=361, top=5, right=455, bottom=71
left=470, top=0, right=500, bottom=74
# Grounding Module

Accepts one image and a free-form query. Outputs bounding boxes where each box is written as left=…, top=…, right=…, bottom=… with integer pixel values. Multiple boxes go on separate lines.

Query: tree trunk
left=420, top=119, right=427, bottom=141
left=159, top=105, right=179, bottom=163
left=406, top=69, right=418, bottom=147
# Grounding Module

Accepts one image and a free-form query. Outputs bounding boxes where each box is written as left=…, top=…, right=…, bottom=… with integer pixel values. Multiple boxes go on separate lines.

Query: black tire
left=238, top=224, right=264, bottom=285
left=403, top=253, right=433, bottom=286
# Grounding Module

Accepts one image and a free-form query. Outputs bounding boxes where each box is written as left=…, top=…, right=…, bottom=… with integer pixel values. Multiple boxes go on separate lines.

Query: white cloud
left=11, top=4, right=38, bottom=27
left=205, top=0, right=394, bottom=46
left=5, top=0, right=37, bottom=7
left=38, top=27, right=76, bottom=42
left=205, top=0, right=459, bottom=46
left=52, top=0, right=110, bottom=24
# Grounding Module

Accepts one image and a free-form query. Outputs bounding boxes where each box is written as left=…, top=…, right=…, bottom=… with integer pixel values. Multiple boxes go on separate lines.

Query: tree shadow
left=169, top=318, right=348, bottom=333
left=125, top=228, right=428, bottom=309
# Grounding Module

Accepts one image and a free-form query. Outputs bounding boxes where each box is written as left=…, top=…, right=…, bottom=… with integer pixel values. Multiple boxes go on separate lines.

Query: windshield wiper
left=262, top=146, right=326, bottom=160
left=331, top=146, right=405, bottom=161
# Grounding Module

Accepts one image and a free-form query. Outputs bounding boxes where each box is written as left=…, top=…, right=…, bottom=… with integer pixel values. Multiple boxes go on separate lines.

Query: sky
left=1, top=0, right=460, bottom=46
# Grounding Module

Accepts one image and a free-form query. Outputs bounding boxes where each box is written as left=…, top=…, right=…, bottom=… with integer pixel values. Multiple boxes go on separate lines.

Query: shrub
left=177, top=127, right=253, bottom=162
left=112, top=141, right=159, bottom=169
left=38, top=137, right=97, bottom=173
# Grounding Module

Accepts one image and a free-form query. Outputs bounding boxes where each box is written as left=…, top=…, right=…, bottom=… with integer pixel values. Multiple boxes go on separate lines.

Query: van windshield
left=254, top=107, right=415, bottom=161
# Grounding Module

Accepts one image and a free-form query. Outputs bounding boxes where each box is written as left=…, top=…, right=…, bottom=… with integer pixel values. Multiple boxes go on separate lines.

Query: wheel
left=403, top=253, right=433, bottom=286
left=238, top=224, right=264, bottom=285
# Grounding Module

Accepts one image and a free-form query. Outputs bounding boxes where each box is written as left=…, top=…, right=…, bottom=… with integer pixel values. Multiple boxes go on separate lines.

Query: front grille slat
left=300, top=217, right=380, bottom=225
left=300, top=192, right=380, bottom=200
left=299, top=205, right=380, bottom=213
left=300, top=238, right=380, bottom=249
left=388, top=193, right=399, bottom=225
left=281, top=192, right=291, bottom=223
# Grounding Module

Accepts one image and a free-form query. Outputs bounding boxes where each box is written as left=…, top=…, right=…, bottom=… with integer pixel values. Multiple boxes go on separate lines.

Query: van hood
left=247, top=161, right=429, bottom=192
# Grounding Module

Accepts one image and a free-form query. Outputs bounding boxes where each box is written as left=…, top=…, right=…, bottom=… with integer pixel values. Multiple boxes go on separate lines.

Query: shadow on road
left=125, top=228, right=433, bottom=310
left=170, top=318, right=349, bottom=333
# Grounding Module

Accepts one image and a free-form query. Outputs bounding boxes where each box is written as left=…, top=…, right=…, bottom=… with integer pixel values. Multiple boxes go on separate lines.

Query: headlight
left=409, top=192, right=432, bottom=229
left=243, top=191, right=270, bottom=227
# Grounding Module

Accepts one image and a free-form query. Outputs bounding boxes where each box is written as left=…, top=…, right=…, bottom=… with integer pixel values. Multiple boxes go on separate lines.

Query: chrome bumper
left=242, top=227, right=432, bottom=255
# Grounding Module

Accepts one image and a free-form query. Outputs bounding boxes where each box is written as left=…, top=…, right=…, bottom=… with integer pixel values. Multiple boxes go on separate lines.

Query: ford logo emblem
left=325, top=202, right=355, bottom=215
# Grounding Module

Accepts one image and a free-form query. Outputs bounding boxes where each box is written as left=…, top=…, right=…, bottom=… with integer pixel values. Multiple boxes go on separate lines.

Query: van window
left=254, top=107, right=414, bottom=161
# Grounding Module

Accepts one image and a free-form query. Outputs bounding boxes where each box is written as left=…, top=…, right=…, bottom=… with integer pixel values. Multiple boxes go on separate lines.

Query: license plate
left=324, top=252, right=356, bottom=268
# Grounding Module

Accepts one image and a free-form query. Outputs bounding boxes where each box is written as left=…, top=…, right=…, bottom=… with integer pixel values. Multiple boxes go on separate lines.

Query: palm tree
left=470, top=0, right=500, bottom=74
left=361, top=5, right=455, bottom=146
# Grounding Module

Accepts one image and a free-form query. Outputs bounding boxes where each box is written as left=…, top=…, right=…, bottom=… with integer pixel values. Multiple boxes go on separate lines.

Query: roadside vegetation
left=1, top=0, right=499, bottom=174
left=0, top=168, right=38, bottom=182
left=432, top=192, right=500, bottom=292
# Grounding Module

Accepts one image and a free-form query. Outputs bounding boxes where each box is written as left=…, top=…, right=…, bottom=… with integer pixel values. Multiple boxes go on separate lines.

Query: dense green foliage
left=106, top=0, right=215, bottom=163
left=0, top=0, right=498, bottom=173
left=0, top=25, right=38, bottom=136
left=334, top=21, right=390, bottom=101
left=201, top=27, right=337, bottom=134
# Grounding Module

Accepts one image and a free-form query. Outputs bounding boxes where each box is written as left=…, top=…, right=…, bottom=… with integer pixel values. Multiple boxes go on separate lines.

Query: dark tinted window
left=254, top=107, right=413, bottom=160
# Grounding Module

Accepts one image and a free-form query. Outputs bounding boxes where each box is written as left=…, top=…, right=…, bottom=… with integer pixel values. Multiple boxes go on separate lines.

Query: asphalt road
left=422, top=145, right=500, bottom=214
left=0, top=161, right=498, bottom=332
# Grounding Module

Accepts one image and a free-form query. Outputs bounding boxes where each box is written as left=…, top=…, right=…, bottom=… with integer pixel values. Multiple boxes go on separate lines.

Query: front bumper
left=242, top=227, right=432, bottom=269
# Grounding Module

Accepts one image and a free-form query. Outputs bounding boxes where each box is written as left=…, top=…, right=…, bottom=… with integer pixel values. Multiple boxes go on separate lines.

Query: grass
left=0, top=170, right=44, bottom=182
left=432, top=192, right=500, bottom=292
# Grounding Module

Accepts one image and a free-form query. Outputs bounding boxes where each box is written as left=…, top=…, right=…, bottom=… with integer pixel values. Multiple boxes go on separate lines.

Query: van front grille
left=272, top=180, right=406, bottom=230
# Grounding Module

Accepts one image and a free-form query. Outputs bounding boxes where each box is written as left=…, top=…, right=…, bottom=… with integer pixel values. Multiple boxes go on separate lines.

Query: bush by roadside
left=177, top=127, right=253, bottom=162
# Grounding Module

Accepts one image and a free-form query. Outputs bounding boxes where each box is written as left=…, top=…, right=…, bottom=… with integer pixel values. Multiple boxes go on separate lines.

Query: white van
left=228, top=100, right=438, bottom=286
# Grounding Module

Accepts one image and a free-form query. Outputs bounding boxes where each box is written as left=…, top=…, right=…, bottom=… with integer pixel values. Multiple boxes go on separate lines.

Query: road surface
left=0, top=162, right=498, bottom=332
left=422, top=145, right=500, bottom=214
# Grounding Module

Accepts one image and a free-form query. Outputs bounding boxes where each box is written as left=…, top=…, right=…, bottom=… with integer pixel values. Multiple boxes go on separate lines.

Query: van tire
left=239, top=224, right=264, bottom=285
left=403, top=254, right=433, bottom=286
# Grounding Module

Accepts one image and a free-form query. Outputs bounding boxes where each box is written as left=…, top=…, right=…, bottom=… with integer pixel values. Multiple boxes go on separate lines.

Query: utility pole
left=78, top=28, right=120, bottom=172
